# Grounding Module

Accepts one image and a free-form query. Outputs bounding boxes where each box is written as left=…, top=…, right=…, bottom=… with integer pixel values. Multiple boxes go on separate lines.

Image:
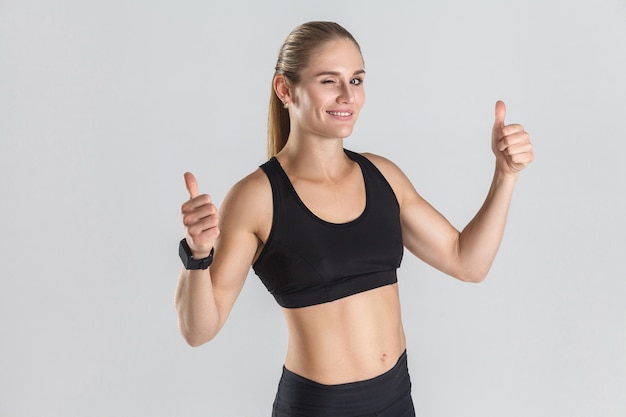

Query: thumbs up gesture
left=181, top=172, right=220, bottom=258
left=491, top=101, right=534, bottom=175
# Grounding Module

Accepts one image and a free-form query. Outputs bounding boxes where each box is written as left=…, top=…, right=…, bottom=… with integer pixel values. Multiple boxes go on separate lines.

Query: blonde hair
left=267, top=21, right=362, bottom=158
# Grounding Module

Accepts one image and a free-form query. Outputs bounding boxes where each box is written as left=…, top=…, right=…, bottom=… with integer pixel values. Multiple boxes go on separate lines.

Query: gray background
left=1, top=0, right=625, bottom=416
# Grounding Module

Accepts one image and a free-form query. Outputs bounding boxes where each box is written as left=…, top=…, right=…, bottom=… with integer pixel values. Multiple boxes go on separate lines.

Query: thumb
left=494, top=100, right=506, bottom=128
left=184, top=172, right=199, bottom=199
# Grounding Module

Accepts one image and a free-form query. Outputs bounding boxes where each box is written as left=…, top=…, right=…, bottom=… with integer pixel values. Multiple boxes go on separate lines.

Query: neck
left=276, top=132, right=351, bottom=179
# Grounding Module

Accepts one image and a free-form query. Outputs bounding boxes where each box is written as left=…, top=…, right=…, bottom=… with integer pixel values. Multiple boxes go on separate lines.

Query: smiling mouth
left=327, top=111, right=352, bottom=117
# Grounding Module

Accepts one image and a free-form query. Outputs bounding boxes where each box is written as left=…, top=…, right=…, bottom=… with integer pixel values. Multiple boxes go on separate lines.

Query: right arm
left=175, top=171, right=267, bottom=346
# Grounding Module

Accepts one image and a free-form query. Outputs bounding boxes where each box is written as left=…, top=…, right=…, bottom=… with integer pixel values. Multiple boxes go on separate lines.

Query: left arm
left=370, top=100, right=533, bottom=282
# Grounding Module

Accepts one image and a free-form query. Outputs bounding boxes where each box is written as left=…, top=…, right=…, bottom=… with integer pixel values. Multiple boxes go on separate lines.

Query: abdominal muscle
left=281, top=283, right=406, bottom=385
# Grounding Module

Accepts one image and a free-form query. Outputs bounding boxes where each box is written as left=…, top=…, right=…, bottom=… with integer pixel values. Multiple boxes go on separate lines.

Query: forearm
left=457, top=169, right=519, bottom=282
left=175, top=268, right=221, bottom=346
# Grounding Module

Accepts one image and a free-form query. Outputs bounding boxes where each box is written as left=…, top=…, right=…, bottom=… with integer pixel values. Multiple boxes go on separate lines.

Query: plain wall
left=1, top=0, right=625, bottom=416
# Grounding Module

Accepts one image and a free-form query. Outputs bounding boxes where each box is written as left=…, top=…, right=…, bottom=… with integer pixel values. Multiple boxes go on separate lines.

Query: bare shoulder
left=360, top=152, right=403, bottom=176
left=225, top=167, right=271, bottom=200
left=220, top=167, right=271, bottom=224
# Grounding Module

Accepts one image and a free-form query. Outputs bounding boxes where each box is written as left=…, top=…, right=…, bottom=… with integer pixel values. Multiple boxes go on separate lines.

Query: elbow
left=178, top=318, right=219, bottom=347
left=181, top=330, right=215, bottom=347
left=456, top=268, right=489, bottom=283
left=465, top=273, right=487, bottom=284
left=176, top=305, right=221, bottom=347
left=185, top=337, right=208, bottom=348
left=454, top=256, right=491, bottom=283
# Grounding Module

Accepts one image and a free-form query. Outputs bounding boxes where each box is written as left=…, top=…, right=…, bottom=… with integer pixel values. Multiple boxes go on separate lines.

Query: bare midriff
left=281, top=283, right=406, bottom=385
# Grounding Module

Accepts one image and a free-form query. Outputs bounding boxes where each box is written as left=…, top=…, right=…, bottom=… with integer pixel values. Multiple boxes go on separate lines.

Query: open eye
left=350, top=78, right=363, bottom=86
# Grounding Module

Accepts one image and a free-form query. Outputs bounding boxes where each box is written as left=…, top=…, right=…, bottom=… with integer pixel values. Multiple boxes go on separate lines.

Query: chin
left=331, top=127, right=355, bottom=139
left=314, top=124, right=356, bottom=141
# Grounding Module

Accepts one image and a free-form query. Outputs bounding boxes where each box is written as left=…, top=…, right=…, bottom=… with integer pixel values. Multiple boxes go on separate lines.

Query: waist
left=283, top=349, right=409, bottom=388
left=282, top=283, right=406, bottom=384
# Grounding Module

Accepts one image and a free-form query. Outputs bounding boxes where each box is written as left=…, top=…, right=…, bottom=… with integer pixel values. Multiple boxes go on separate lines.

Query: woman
left=175, top=21, right=533, bottom=416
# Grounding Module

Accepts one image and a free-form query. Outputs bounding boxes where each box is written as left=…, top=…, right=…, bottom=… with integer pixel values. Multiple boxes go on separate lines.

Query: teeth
left=328, top=111, right=351, bottom=116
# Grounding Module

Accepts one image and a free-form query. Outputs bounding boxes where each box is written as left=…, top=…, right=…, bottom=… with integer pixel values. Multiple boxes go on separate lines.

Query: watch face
left=179, top=239, right=213, bottom=270
left=179, top=239, right=196, bottom=269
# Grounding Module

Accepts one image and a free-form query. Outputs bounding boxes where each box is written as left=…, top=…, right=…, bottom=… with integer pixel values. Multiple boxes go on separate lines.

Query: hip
left=272, top=350, right=415, bottom=417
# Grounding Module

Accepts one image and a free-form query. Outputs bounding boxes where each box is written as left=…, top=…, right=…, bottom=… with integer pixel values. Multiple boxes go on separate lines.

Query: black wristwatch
left=179, top=238, right=214, bottom=270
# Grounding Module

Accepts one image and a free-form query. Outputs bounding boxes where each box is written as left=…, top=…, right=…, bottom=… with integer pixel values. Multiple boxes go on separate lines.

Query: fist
left=180, top=172, right=219, bottom=258
left=492, top=101, right=534, bottom=175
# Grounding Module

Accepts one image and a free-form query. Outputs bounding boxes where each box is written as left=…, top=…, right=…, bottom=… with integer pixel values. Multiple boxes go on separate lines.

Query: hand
left=181, top=172, right=220, bottom=258
left=491, top=100, right=534, bottom=176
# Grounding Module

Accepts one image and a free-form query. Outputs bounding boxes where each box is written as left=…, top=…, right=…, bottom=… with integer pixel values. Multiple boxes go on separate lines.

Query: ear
left=273, top=74, right=292, bottom=105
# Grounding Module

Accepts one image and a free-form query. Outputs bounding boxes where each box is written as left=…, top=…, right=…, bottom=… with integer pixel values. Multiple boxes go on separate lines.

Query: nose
left=337, top=83, right=354, bottom=104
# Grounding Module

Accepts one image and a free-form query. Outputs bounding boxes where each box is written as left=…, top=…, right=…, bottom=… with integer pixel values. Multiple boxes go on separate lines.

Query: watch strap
left=179, top=238, right=214, bottom=270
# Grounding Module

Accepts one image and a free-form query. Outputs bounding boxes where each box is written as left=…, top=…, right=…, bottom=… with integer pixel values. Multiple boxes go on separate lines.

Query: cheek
left=310, top=89, right=334, bottom=107
left=297, top=89, right=322, bottom=108
left=355, top=89, right=365, bottom=109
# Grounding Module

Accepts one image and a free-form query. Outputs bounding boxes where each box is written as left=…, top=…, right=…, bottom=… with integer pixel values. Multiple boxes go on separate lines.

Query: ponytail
left=267, top=83, right=290, bottom=158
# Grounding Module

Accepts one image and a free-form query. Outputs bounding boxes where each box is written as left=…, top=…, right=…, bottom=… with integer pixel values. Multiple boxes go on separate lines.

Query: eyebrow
left=314, top=69, right=366, bottom=77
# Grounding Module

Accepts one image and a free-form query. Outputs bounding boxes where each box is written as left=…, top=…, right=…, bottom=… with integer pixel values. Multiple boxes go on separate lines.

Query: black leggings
left=272, top=350, right=415, bottom=417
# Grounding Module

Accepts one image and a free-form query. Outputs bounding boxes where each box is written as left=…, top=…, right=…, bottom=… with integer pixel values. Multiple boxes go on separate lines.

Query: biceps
left=400, top=197, right=461, bottom=275
left=210, top=227, right=259, bottom=316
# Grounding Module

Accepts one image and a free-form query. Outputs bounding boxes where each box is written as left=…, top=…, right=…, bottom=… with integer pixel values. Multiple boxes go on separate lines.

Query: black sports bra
left=252, top=150, right=404, bottom=308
